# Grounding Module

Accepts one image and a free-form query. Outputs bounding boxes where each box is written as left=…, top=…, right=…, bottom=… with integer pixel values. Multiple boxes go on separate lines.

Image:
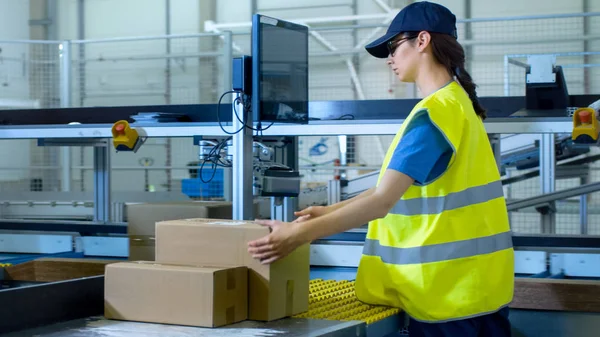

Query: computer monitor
left=251, top=14, right=309, bottom=124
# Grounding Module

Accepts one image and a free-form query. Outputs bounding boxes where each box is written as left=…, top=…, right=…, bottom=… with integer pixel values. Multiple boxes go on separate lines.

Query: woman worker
left=248, top=2, right=515, bottom=336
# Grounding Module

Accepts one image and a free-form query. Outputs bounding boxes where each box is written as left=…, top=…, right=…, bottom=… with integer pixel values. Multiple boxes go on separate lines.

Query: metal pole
left=464, top=0, right=473, bottom=73
left=338, top=135, right=348, bottom=180
left=77, top=0, right=86, bottom=192
left=271, top=197, right=295, bottom=222
left=46, top=0, right=58, bottom=40
left=59, top=41, right=71, bottom=111
left=506, top=169, right=513, bottom=227
left=222, top=31, right=233, bottom=202
left=271, top=137, right=299, bottom=221
left=59, top=41, right=72, bottom=192
left=164, top=0, right=173, bottom=192
left=540, top=133, right=555, bottom=233
left=504, top=55, right=510, bottom=96
left=583, top=0, right=590, bottom=94
left=223, top=167, right=232, bottom=202
left=232, top=93, right=253, bottom=220
left=222, top=31, right=233, bottom=98
left=346, top=0, right=358, bottom=170
left=580, top=176, right=588, bottom=235
left=488, top=134, right=501, bottom=173
left=77, top=0, right=85, bottom=106
left=93, top=145, right=111, bottom=222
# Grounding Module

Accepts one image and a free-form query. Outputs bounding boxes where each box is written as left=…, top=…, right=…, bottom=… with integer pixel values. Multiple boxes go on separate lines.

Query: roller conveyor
left=297, top=279, right=401, bottom=324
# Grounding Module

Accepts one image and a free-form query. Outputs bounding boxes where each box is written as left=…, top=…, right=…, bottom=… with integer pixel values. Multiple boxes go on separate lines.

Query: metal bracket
left=526, top=55, right=557, bottom=84
left=327, top=179, right=341, bottom=205
left=535, top=202, right=556, bottom=216
left=271, top=197, right=295, bottom=222
left=232, top=93, right=254, bottom=220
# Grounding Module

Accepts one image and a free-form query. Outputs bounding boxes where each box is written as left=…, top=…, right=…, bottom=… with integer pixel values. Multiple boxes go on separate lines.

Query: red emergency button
left=580, top=110, right=592, bottom=124
left=115, top=123, right=126, bottom=134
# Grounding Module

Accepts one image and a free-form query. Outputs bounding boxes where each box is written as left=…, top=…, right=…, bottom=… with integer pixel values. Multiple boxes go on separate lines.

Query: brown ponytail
left=427, top=33, right=487, bottom=120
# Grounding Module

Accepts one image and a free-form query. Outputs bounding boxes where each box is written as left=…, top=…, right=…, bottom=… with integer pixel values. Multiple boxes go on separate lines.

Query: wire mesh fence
left=0, top=40, right=70, bottom=221
left=0, top=40, right=62, bottom=109
left=233, top=12, right=600, bottom=101
left=284, top=13, right=600, bottom=210
left=67, top=33, right=231, bottom=207
left=0, top=12, right=598, bottom=229
left=70, top=33, right=230, bottom=107
left=0, top=35, right=233, bottom=221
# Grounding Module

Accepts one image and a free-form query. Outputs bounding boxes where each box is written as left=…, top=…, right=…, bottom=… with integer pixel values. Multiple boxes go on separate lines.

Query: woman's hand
left=247, top=220, right=305, bottom=264
left=293, top=205, right=330, bottom=223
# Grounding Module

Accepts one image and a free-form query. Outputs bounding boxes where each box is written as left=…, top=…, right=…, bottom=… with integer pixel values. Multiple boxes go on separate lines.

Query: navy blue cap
left=365, top=1, right=457, bottom=58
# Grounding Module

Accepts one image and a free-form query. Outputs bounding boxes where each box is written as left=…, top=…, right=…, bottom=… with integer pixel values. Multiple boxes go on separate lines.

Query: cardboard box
left=104, top=261, right=248, bottom=327
left=155, top=218, right=310, bottom=321
left=3, top=258, right=116, bottom=282
left=126, top=201, right=235, bottom=261
left=511, top=278, right=600, bottom=312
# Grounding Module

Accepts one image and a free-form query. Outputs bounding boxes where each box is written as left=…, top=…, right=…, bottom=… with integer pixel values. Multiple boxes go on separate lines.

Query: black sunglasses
left=387, top=35, right=418, bottom=57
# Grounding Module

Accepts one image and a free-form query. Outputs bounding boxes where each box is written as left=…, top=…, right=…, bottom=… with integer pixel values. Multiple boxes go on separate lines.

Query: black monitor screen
left=252, top=14, right=309, bottom=124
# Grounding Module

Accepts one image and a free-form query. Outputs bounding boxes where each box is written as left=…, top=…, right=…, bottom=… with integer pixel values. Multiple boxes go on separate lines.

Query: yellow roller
left=296, top=279, right=400, bottom=324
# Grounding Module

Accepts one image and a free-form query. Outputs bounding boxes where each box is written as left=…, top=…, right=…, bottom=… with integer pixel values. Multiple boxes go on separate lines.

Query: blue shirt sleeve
left=387, top=111, right=454, bottom=185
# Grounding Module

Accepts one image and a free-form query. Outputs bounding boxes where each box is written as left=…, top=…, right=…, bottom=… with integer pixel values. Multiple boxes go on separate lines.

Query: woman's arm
left=294, top=187, right=376, bottom=222
left=329, top=187, right=375, bottom=211
left=248, top=170, right=414, bottom=264
left=297, top=171, right=413, bottom=242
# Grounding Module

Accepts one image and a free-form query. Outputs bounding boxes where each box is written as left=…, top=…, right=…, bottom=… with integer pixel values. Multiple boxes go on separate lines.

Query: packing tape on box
left=129, top=235, right=155, bottom=247
left=227, top=269, right=236, bottom=290
left=286, top=279, right=294, bottom=316
left=130, top=261, right=246, bottom=272
left=226, top=306, right=235, bottom=324
left=183, top=218, right=248, bottom=226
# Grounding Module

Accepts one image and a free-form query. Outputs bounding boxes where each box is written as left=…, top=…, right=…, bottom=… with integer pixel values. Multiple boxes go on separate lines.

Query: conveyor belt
left=2, top=275, right=406, bottom=337
left=1, top=316, right=368, bottom=337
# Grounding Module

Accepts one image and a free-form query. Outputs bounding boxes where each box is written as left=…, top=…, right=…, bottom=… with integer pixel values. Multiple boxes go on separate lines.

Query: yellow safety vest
left=355, top=81, right=514, bottom=322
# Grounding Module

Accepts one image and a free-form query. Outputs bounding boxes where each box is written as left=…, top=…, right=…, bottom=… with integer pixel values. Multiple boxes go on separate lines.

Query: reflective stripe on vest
left=390, top=180, right=504, bottom=216
left=363, top=231, right=513, bottom=265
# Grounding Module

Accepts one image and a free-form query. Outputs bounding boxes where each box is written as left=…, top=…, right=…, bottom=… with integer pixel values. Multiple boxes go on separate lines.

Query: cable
left=236, top=93, right=275, bottom=136
left=217, top=90, right=245, bottom=135
left=217, top=90, right=278, bottom=137
left=199, top=158, right=217, bottom=184
left=197, top=136, right=233, bottom=183
left=198, top=144, right=218, bottom=183
left=215, top=137, right=232, bottom=168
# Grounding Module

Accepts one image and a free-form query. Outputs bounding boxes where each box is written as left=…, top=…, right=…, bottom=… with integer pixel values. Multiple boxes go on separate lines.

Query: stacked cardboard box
left=105, top=262, right=249, bottom=327
left=155, top=218, right=310, bottom=321
left=126, top=201, right=236, bottom=261
left=105, top=217, right=310, bottom=328
left=4, top=258, right=115, bottom=282
left=126, top=200, right=270, bottom=261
